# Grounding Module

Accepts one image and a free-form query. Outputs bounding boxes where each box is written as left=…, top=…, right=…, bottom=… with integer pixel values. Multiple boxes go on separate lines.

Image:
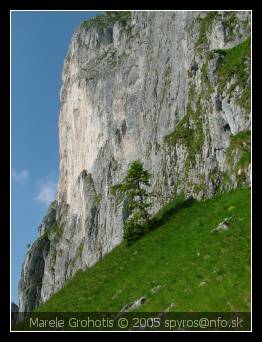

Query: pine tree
left=112, top=160, right=153, bottom=245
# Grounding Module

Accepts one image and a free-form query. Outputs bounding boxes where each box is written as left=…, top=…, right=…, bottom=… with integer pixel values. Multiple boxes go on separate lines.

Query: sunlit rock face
left=19, top=11, right=251, bottom=313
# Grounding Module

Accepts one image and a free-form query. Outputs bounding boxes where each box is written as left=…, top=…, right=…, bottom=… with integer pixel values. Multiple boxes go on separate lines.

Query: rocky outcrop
left=120, top=296, right=146, bottom=312
left=19, top=11, right=251, bottom=313
left=11, top=302, right=19, bottom=328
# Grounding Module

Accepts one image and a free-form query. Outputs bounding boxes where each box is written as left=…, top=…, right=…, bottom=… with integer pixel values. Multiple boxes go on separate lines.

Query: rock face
left=11, top=302, right=19, bottom=328
left=18, top=11, right=251, bottom=313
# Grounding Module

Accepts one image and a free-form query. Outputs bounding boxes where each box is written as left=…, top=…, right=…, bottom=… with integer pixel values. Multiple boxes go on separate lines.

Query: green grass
left=27, top=187, right=251, bottom=314
left=216, top=36, right=251, bottom=105
left=217, top=36, right=250, bottom=83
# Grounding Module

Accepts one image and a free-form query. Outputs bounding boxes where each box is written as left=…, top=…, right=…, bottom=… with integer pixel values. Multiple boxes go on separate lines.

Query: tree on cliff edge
left=112, top=160, right=153, bottom=245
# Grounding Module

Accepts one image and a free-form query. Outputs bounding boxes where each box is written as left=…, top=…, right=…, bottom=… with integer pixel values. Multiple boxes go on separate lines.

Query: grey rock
left=164, top=302, right=176, bottom=312
left=199, top=281, right=207, bottom=286
left=212, top=217, right=234, bottom=232
left=151, top=285, right=161, bottom=294
left=120, top=296, right=146, bottom=312
left=11, top=302, right=19, bottom=312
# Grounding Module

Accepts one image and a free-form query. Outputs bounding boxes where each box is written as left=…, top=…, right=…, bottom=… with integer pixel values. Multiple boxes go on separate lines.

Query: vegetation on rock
left=215, top=36, right=251, bottom=112
left=82, top=11, right=131, bottom=30
left=226, top=130, right=251, bottom=179
left=196, top=12, right=218, bottom=49
left=223, top=12, right=238, bottom=43
left=164, top=92, right=204, bottom=170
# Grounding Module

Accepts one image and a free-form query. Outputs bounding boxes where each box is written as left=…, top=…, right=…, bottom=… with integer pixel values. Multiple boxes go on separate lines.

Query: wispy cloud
left=12, top=169, right=29, bottom=183
left=35, top=180, right=57, bottom=205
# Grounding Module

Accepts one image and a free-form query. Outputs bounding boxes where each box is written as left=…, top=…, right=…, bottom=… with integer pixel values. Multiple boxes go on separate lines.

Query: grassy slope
left=35, top=188, right=250, bottom=313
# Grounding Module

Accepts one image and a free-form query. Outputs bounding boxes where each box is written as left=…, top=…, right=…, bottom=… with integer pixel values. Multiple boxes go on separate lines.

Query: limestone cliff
left=18, top=11, right=251, bottom=313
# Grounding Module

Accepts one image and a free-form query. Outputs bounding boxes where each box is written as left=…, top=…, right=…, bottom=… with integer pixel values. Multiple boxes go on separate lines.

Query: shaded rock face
left=19, top=11, right=251, bottom=313
left=11, top=302, right=19, bottom=328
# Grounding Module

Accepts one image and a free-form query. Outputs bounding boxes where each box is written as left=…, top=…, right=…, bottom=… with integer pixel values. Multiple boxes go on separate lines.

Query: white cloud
left=12, top=169, right=29, bottom=183
left=35, top=181, right=57, bottom=205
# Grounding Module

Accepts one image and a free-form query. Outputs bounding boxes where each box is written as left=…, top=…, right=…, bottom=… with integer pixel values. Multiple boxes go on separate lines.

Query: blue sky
left=11, top=11, right=102, bottom=304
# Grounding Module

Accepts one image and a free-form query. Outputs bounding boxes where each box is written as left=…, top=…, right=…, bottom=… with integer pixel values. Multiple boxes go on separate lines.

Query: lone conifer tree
left=112, top=160, right=152, bottom=245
